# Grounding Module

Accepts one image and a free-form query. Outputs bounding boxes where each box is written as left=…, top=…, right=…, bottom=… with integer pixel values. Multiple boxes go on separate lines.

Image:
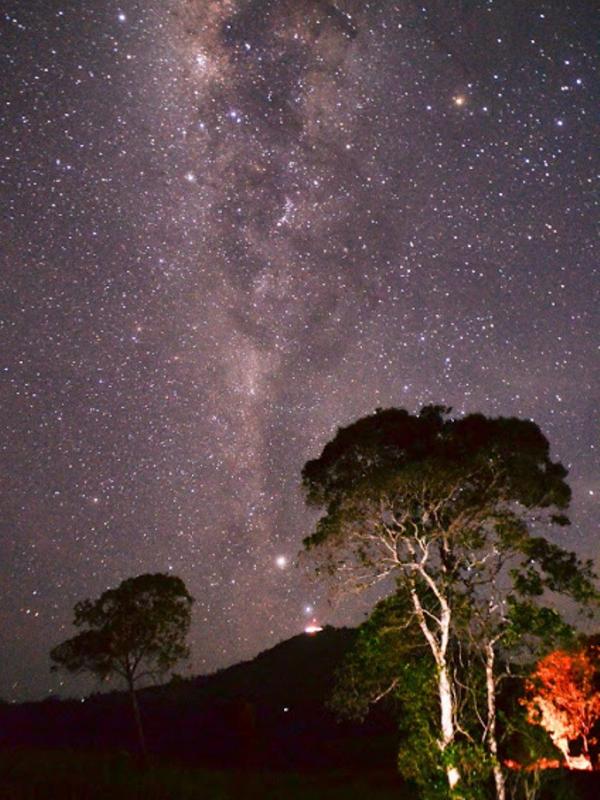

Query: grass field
left=2, top=749, right=599, bottom=800
left=0, top=750, right=406, bottom=800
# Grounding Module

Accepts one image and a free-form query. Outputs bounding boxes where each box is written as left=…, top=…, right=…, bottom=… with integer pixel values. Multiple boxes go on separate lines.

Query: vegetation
left=50, top=573, right=194, bottom=758
left=1, top=749, right=598, bottom=800
left=302, top=406, right=598, bottom=798
left=522, top=643, right=600, bottom=771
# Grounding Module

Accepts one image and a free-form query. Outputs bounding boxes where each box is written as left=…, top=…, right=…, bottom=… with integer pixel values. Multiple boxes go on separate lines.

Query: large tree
left=50, top=573, right=194, bottom=757
left=302, top=406, right=595, bottom=796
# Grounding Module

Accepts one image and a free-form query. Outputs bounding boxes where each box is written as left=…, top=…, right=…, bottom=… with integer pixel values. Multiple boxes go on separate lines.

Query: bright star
left=275, top=555, right=288, bottom=569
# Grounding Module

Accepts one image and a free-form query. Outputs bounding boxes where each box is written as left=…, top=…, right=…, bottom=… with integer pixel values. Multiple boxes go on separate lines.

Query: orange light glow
left=522, top=647, right=600, bottom=771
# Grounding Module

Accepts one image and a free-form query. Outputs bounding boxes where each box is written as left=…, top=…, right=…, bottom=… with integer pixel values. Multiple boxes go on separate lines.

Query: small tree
left=522, top=645, right=600, bottom=770
left=50, top=573, right=194, bottom=757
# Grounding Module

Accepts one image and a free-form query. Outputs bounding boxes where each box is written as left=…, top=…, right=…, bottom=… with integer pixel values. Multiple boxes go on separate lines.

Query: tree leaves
left=302, top=405, right=598, bottom=795
left=50, top=573, right=194, bottom=687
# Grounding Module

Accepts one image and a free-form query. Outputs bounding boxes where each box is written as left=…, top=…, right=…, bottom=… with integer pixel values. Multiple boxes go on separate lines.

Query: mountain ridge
left=0, top=626, right=397, bottom=770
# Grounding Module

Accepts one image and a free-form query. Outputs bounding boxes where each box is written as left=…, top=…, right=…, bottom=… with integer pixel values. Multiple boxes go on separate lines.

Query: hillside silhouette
left=1, top=626, right=396, bottom=770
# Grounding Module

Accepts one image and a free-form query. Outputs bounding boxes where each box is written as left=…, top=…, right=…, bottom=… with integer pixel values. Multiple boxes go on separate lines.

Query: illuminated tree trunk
left=484, top=642, right=506, bottom=800
left=523, top=649, right=600, bottom=772
left=411, top=585, right=461, bottom=791
left=439, top=659, right=461, bottom=790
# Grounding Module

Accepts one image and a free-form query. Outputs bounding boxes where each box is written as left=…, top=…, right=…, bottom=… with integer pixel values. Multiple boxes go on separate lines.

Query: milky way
left=1, top=0, right=598, bottom=700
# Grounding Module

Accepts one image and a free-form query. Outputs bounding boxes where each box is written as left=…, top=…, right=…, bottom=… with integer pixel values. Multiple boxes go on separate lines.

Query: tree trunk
left=439, top=659, right=461, bottom=790
left=410, top=585, right=461, bottom=791
left=128, top=682, right=148, bottom=762
left=484, top=642, right=506, bottom=800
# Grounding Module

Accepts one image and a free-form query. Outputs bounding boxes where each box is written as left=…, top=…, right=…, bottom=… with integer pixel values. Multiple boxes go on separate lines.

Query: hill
left=0, top=626, right=397, bottom=770
left=2, top=629, right=600, bottom=800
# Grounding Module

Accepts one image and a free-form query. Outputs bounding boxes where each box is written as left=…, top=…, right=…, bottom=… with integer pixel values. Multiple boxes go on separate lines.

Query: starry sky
left=1, top=0, right=598, bottom=701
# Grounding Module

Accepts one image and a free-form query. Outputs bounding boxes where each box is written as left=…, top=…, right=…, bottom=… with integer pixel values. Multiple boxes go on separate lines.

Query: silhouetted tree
left=302, top=406, right=596, bottom=797
left=50, top=573, right=193, bottom=758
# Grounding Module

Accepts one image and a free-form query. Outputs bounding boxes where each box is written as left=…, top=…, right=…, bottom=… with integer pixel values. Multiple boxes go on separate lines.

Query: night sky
left=1, top=0, right=598, bottom=701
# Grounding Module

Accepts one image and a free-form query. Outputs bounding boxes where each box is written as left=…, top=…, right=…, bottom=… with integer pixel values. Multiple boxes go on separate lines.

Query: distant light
left=304, top=620, right=323, bottom=635
left=275, top=555, right=288, bottom=569
left=184, top=171, right=196, bottom=182
left=117, top=12, right=126, bottom=22
left=283, top=706, right=289, bottom=712
left=453, top=94, right=467, bottom=107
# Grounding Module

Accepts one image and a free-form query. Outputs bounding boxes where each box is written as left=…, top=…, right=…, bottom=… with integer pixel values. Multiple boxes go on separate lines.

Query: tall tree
left=302, top=406, right=594, bottom=796
left=50, top=573, right=194, bottom=758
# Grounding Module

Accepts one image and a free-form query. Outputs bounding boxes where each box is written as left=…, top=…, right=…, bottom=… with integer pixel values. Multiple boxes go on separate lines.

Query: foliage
left=303, top=406, right=572, bottom=551
left=329, top=589, right=426, bottom=721
left=522, top=644, right=600, bottom=770
left=301, top=406, right=594, bottom=616
left=50, top=573, right=194, bottom=757
left=50, top=573, right=194, bottom=687
left=301, top=405, right=597, bottom=798
left=331, top=590, right=494, bottom=799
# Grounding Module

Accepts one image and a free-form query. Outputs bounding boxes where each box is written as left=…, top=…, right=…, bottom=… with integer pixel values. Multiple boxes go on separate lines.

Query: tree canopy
left=303, top=405, right=571, bottom=552
left=51, top=573, right=193, bottom=684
